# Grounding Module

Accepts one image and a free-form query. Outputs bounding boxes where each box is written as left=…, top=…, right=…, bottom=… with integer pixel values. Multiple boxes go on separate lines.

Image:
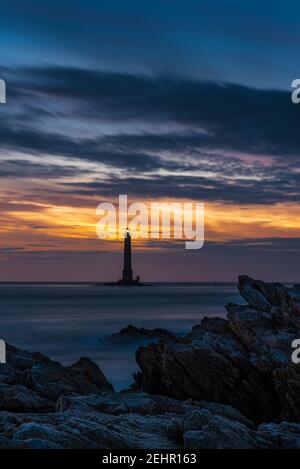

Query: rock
left=135, top=276, right=300, bottom=422
left=0, top=344, right=113, bottom=408
left=186, top=317, right=231, bottom=340
left=238, top=275, right=300, bottom=326
left=238, top=275, right=291, bottom=309
left=290, top=285, right=300, bottom=304
left=135, top=316, right=279, bottom=422
left=199, top=401, right=255, bottom=429
left=182, top=410, right=275, bottom=449
left=56, top=391, right=196, bottom=417
left=2, top=345, right=300, bottom=448
left=0, top=391, right=189, bottom=449
left=226, top=278, right=300, bottom=421
left=12, top=422, right=87, bottom=448
left=0, top=384, right=53, bottom=413
left=238, top=283, right=271, bottom=312
left=258, top=422, right=300, bottom=449
left=1, top=389, right=295, bottom=449
left=105, top=324, right=177, bottom=344
left=19, top=438, right=64, bottom=449
left=67, top=357, right=113, bottom=394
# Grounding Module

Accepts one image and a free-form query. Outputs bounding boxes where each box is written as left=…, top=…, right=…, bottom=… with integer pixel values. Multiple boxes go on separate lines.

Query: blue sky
left=1, top=0, right=299, bottom=88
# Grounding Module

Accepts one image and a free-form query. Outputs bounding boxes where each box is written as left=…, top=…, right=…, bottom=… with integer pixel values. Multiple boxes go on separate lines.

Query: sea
left=0, top=283, right=244, bottom=390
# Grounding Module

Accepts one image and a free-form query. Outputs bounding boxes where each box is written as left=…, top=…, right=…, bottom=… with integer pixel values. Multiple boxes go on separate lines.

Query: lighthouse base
left=104, top=278, right=144, bottom=286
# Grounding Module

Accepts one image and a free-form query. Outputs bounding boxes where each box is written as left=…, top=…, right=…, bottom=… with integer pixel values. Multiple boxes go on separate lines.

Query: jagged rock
left=0, top=392, right=194, bottom=449
left=182, top=410, right=275, bottom=449
left=258, top=422, right=300, bottom=449
left=0, top=344, right=113, bottom=409
left=56, top=392, right=181, bottom=416
left=105, top=324, right=177, bottom=344
left=199, top=401, right=255, bottom=429
left=0, top=389, right=296, bottom=449
left=136, top=315, right=279, bottom=422
left=238, top=283, right=271, bottom=312
left=226, top=277, right=300, bottom=421
left=2, top=343, right=300, bottom=448
left=238, top=276, right=292, bottom=309
left=186, top=317, right=231, bottom=340
left=67, top=357, right=113, bottom=394
left=0, top=384, right=53, bottom=413
left=135, top=276, right=300, bottom=422
left=238, top=275, right=300, bottom=327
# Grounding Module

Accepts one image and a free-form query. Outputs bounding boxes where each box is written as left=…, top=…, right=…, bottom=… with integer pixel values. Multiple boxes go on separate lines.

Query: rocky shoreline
left=1, top=275, right=300, bottom=449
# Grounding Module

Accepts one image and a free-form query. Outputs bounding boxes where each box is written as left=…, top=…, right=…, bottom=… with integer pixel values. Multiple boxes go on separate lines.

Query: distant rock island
left=105, top=324, right=177, bottom=344
left=105, top=228, right=144, bottom=286
left=2, top=275, right=300, bottom=448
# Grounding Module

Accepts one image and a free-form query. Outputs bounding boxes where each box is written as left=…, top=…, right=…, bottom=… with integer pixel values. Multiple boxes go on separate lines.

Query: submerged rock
left=105, top=324, right=177, bottom=344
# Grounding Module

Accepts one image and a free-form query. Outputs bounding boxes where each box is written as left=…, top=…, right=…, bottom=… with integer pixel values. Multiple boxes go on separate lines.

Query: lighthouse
left=122, top=228, right=133, bottom=282
left=105, top=228, right=142, bottom=286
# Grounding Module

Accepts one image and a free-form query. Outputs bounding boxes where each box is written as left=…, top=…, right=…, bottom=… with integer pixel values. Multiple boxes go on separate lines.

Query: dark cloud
left=0, top=159, right=84, bottom=178
left=208, top=238, right=300, bottom=251
left=2, top=67, right=300, bottom=157
left=0, top=67, right=299, bottom=204
left=61, top=170, right=300, bottom=204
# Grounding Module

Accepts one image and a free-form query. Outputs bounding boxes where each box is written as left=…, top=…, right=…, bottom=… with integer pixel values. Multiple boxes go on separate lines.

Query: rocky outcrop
left=135, top=317, right=279, bottom=422
left=105, top=324, right=177, bottom=344
left=136, top=275, right=300, bottom=423
left=0, top=344, right=113, bottom=412
left=0, top=389, right=295, bottom=449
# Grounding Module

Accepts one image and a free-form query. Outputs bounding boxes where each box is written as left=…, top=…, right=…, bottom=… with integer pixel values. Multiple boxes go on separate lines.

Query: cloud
left=0, top=67, right=299, bottom=205
left=59, top=173, right=297, bottom=204
left=0, top=158, right=85, bottom=178
left=3, top=67, right=299, bottom=155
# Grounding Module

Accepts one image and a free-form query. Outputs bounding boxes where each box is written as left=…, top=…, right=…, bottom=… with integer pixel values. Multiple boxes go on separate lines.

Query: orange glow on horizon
left=1, top=197, right=300, bottom=253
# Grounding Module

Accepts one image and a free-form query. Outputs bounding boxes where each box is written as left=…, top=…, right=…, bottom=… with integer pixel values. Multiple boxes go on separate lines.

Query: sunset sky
left=0, top=0, right=300, bottom=281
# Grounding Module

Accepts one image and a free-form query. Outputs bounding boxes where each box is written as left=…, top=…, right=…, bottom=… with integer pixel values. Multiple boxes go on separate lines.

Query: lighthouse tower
left=118, top=228, right=142, bottom=285
left=122, top=228, right=133, bottom=282
left=105, top=228, right=142, bottom=285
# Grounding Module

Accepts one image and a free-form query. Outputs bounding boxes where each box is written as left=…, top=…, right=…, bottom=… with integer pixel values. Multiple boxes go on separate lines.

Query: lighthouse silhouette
left=122, top=227, right=133, bottom=282
left=105, top=228, right=142, bottom=286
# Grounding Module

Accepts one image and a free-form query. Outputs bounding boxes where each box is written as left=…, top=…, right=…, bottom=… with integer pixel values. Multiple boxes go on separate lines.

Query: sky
left=0, top=0, right=300, bottom=281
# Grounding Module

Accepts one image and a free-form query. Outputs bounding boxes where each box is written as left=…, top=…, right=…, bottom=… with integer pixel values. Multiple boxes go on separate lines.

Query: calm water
left=0, top=283, right=243, bottom=390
